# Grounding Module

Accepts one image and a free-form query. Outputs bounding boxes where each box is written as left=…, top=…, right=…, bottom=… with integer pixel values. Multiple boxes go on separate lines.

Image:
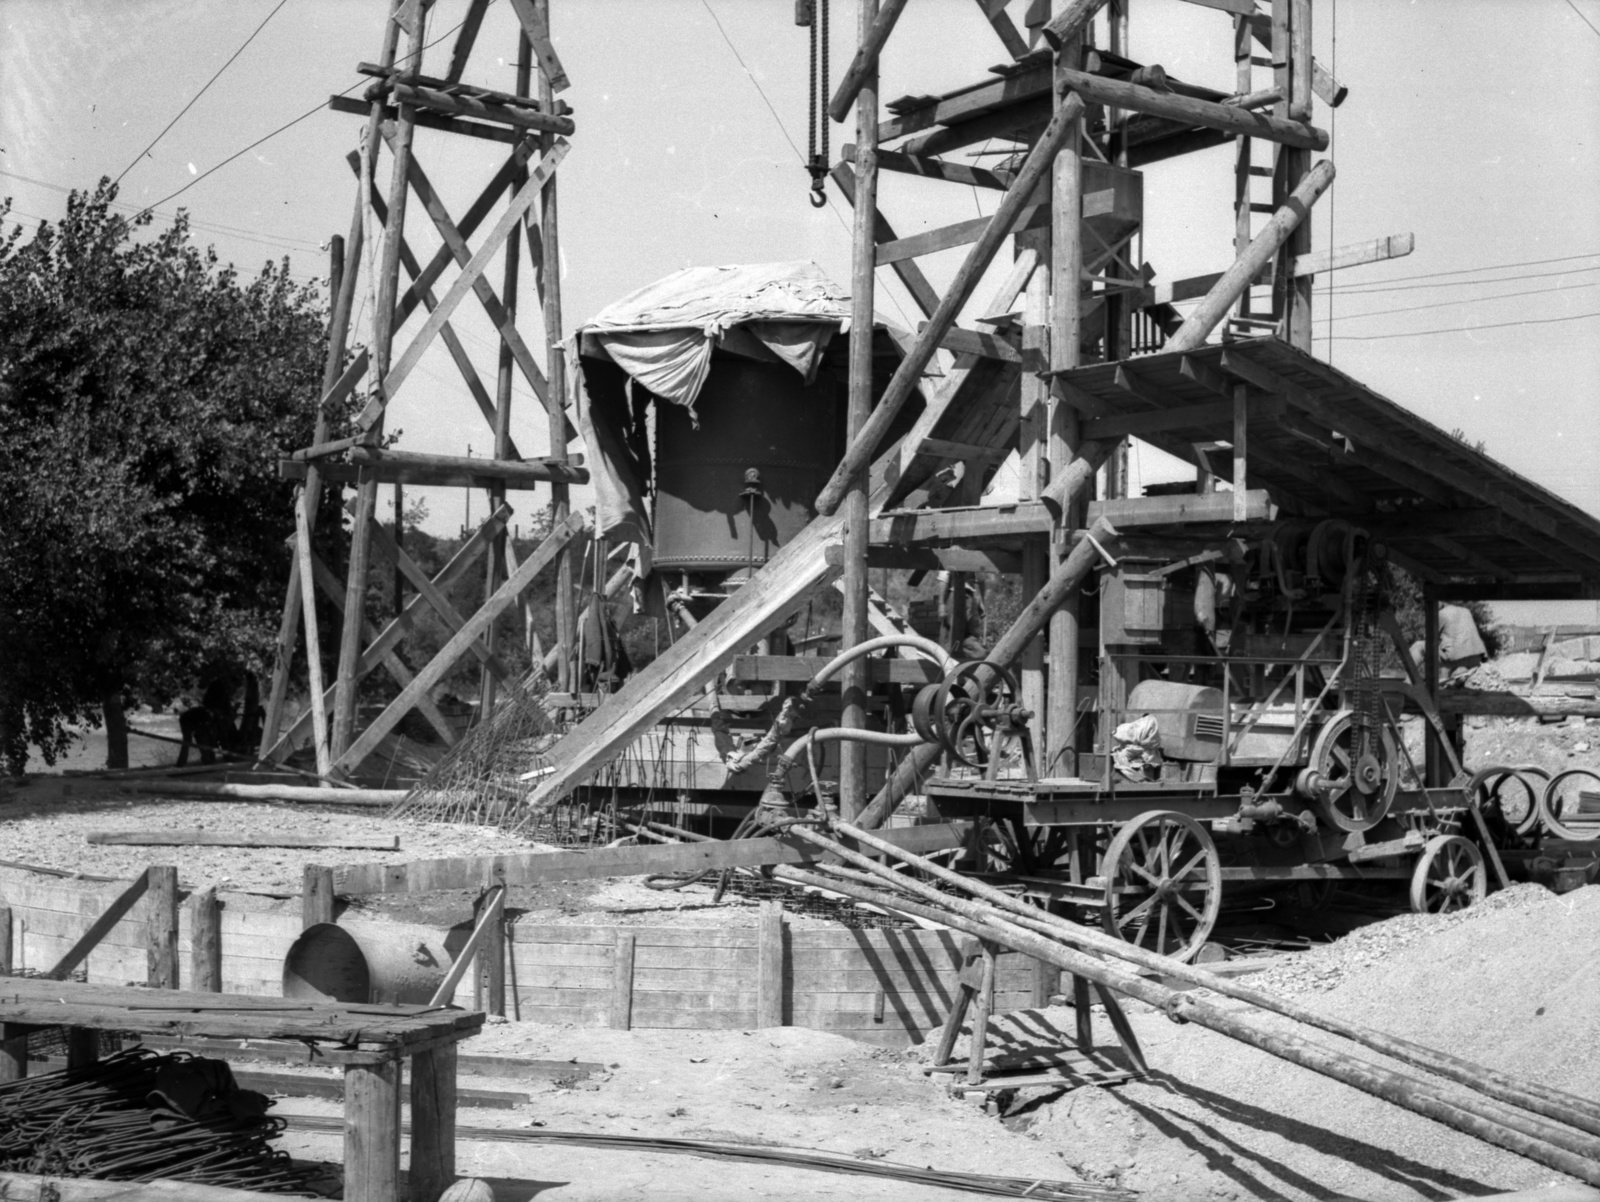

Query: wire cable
left=1323, top=250, right=1600, bottom=292
left=1322, top=278, right=1600, bottom=323
left=1563, top=0, right=1600, bottom=38
left=113, top=0, right=290, bottom=186
left=1312, top=309, right=1600, bottom=341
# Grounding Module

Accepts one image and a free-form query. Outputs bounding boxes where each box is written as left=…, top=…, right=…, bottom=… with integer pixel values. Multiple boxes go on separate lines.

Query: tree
left=0, top=181, right=340, bottom=771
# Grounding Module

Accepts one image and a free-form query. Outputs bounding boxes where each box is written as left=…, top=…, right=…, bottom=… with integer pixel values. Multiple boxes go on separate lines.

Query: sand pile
left=1018, top=884, right=1600, bottom=1200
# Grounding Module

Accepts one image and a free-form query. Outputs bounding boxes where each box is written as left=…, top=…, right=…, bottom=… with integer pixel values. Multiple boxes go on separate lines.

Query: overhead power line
left=1321, top=278, right=1600, bottom=322
left=1312, top=309, right=1600, bottom=342
left=1563, top=0, right=1600, bottom=38
left=113, top=0, right=290, bottom=186
left=1323, top=250, right=1600, bottom=292
left=1329, top=263, right=1600, bottom=297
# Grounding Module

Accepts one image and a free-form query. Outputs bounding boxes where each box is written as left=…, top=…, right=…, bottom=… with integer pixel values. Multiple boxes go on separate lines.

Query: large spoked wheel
left=1409, top=835, right=1486, bottom=914
left=1308, top=710, right=1398, bottom=833
left=1540, top=768, right=1600, bottom=842
left=1100, top=810, right=1222, bottom=963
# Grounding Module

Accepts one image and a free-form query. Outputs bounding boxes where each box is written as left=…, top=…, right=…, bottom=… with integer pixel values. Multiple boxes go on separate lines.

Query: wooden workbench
left=0, top=977, right=483, bottom=1202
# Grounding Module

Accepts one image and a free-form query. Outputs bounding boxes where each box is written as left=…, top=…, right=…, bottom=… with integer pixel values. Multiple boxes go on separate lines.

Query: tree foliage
left=0, top=181, right=336, bottom=769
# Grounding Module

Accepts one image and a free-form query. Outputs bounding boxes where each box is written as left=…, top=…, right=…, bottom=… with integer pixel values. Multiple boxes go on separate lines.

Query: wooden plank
left=389, top=82, right=571, bottom=135
left=863, top=544, right=1023, bottom=575
left=304, top=865, right=336, bottom=930
left=859, top=146, right=1011, bottom=190
left=333, top=822, right=972, bottom=896
left=344, top=1059, right=400, bottom=1202
left=408, top=1042, right=457, bottom=1202
left=146, top=866, right=179, bottom=990
left=292, top=494, right=332, bottom=777
left=610, top=932, right=636, bottom=1030
left=1247, top=13, right=1347, bottom=108
left=1057, top=65, right=1326, bottom=150
left=973, top=0, right=1030, bottom=58
left=333, top=510, right=586, bottom=773
left=756, top=901, right=785, bottom=1028
left=506, top=0, right=569, bottom=92
left=444, top=0, right=490, bottom=82
left=427, top=887, right=505, bottom=1007
left=327, top=94, right=521, bottom=144
left=1080, top=396, right=1283, bottom=440
left=358, top=139, right=569, bottom=429
left=87, top=830, right=400, bottom=850
left=876, top=204, right=1046, bottom=265
left=314, top=451, right=582, bottom=487
left=937, top=326, right=1023, bottom=363
left=1292, top=233, right=1414, bottom=278
left=878, top=66, right=1052, bottom=144
left=45, top=870, right=149, bottom=982
left=829, top=0, right=910, bottom=122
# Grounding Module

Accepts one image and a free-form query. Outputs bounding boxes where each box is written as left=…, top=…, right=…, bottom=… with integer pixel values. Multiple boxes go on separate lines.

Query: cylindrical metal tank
left=652, top=359, right=839, bottom=572
left=282, top=920, right=458, bottom=1006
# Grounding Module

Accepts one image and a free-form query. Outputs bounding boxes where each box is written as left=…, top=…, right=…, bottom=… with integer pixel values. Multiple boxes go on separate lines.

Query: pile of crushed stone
left=1244, top=881, right=1554, bottom=998
left=1009, top=884, right=1600, bottom=1201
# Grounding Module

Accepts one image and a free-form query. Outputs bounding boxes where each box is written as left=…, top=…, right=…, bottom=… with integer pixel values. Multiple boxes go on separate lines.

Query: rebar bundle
left=0, top=1047, right=320, bottom=1193
left=386, top=671, right=557, bottom=826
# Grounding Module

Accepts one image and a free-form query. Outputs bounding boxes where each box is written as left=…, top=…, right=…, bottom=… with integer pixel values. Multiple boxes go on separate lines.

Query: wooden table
left=0, top=977, right=483, bottom=1202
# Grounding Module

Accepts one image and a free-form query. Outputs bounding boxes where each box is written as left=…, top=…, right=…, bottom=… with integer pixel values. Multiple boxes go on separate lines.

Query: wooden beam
left=974, top=0, right=1030, bottom=58
left=915, top=436, right=1011, bottom=464
left=872, top=490, right=1275, bottom=546
left=829, top=163, right=941, bottom=318
left=727, top=655, right=938, bottom=686
left=351, top=448, right=585, bottom=486
left=879, top=66, right=1053, bottom=143
left=1430, top=536, right=1515, bottom=582
left=293, top=493, right=333, bottom=778
left=1056, top=65, right=1328, bottom=150
left=506, top=0, right=569, bottom=92
left=444, top=0, right=491, bottom=83
left=45, top=870, right=149, bottom=981
left=850, top=145, right=1010, bottom=190
left=389, top=82, right=574, bottom=135
left=829, top=0, right=910, bottom=122
left=876, top=203, right=1046, bottom=265
left=817, top=92, right=1088, bottom=516
left=1080, top=395, right=1284, bottom=440
left=936, top=325, right=1023, bottom=363
left=1248, top=13, right=1347, bottom=108
left=1040, top=0, right=1110, bottom=49
left=88, top=831, right=400, bottom=850
left=333, top=822, right=974, bottom=895
left=426, top=887, right=505, bottom=1007
left=333, top=510, right=587, bottom=774
left=280, top=459, right=580, bottom=491
left=327, top=94, right=520, bottom=144
left=1164, top=160, right=1336, bottom=352
left=1292, top=233, right=1414, bottom=278
left=863, top=544, right=1023, bottom=574
left=898, top=96, right=1052, bottom=158
left=358, top=139, right=569, bottom=430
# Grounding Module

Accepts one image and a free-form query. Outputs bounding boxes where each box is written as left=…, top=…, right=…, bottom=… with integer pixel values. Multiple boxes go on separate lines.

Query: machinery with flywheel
left=916, top=517, right=1499, bottom=964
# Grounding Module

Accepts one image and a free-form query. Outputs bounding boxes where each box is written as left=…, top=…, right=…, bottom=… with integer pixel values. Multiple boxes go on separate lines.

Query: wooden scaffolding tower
left=258, top=0, right=586, bottom=779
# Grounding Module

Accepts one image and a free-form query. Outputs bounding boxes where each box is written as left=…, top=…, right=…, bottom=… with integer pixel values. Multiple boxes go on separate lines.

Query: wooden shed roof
left=1054, top=337, right=1600, bottom=596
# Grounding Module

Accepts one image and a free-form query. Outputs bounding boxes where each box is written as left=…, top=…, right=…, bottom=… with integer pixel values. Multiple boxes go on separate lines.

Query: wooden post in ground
left=757, top=900, right=786, bottom=1028
left=0, top=1024, right=28, bottom=1082
left=145, top=865, right=178, bottom=989
left=610, top=931, right=636, bottom=1030
left=409, top=1042, right=457, bottom=1202
left=478, top=31, right=532, bottom=722
left=1032, top=955, right=1060, bottom=1008
left=965, top=941, right=998, bottom=1085
left=839, top=0, right=880, bottom=821
left=474, top=885, right=506, bottom=1017
left=303, top=865, right=337, bottom=929
left=191, top=887, right=222, bottom=993
left=333, top=12, right=416, bottom=764
left=0, top=904, right=10, bottom=975
left=344, top=1059, right=401, bottom=1202
left=539, top=0, right=576, bottom=692
left=1047, top=21, right=1086, bottom=777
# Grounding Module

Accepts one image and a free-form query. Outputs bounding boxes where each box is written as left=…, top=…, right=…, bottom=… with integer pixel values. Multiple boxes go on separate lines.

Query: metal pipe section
left=804, top=634, right=954, bottom=692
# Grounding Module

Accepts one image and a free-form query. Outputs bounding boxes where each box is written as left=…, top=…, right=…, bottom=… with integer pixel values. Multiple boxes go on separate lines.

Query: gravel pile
left=0, top=798, right=554, bottom=894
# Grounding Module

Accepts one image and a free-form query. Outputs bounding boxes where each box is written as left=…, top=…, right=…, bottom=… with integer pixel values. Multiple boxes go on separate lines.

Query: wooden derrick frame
left=260, top=0, right=583, bottom=778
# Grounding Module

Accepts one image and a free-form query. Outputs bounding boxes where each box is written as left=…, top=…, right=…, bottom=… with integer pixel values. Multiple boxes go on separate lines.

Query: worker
left=1408, top=605, right=1488, bottom=683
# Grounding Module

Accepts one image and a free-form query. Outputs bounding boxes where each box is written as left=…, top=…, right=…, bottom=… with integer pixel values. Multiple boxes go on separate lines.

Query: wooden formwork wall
left=0, top=867, right=1039, bottom=1046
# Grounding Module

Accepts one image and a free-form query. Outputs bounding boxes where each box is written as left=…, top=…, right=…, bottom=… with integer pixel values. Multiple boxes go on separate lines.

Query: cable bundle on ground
left=0, top=1047, right=320, bottom=1193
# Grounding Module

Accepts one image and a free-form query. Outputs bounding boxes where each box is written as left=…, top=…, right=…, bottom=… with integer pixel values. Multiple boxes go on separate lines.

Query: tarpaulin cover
left=573, top=262, right=856, bottom=577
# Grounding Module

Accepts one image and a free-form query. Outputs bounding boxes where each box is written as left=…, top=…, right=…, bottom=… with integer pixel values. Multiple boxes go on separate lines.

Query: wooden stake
left=303, top=865, right=336, bottom=930
left=757, top=901, right=785, bottom=1028
left=610, top=931, right=636, bottom=1031
left=965, top=942, right=998, bottom=1085
left=191, top=887, right=222, bottom=993
left=343, top=1059, right=401, bottom=1202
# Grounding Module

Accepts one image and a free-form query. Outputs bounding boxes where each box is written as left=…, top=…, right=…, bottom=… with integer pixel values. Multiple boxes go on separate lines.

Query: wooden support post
left=965, top=941, right=998, bottom=1085
left=829, top=0, right=909, bottom=121
left=66, top=1028, right=98, bottom=1070
left=303, top=865, right=337, bottom=929
left=145, top=865, right=179, bottom=989
left=840, top=0, right=879, bottom=821
left=475, top=884, right=506, bottom=1017
left=757, top=900, right=785, bottom=1028
left=610, top=931, right=636, bottom=1030
left=1032, top=955, right=1060, bottom=1008
left=539, top=0, right=576, bottom=693
left=1072, top=972, right=1093, bottom=1052
left=1232, top=383, right=1249, bottom=522
left=190, top=886, right=221, bottom=994
left=294, top=492, right=333, bottom=778
left=409, top=1042, right=457, bottom=1202
left=1275, top=0, right=1314, bottom=350
left=1019, top=229, right=1051, bottom=755
left=332, top=6, right=416, bottom=766
left=1423, top=587, right=1445, bottom=786
left=0, top=1024, right=28, bottom=1083
left=932, top=938, right=983, bottom=1067
left=0, top=905, right=9, bottom=975
left=1047, top=27, right=1086, bottom=777
left=343, top=1058, right=401, bottom=1202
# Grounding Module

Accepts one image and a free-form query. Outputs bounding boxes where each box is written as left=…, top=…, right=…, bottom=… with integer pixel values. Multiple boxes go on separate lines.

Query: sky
left=3, top=0, right=1598, bottom=617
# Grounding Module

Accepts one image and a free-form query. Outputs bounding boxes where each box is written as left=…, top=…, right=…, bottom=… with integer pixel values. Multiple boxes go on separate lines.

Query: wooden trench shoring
left=258, top=0, right=587, bottom=780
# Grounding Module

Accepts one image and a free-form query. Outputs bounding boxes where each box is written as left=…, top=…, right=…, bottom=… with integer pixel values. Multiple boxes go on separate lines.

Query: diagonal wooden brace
left=360, top=138, right=569, bottom=428
left=46, top=871, right=150, bottom=981
left=334, top=510, right=588, bottom=774
left=261, top=505, right=512, bottom=763
left=506, top=0, right=569, bottom=92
